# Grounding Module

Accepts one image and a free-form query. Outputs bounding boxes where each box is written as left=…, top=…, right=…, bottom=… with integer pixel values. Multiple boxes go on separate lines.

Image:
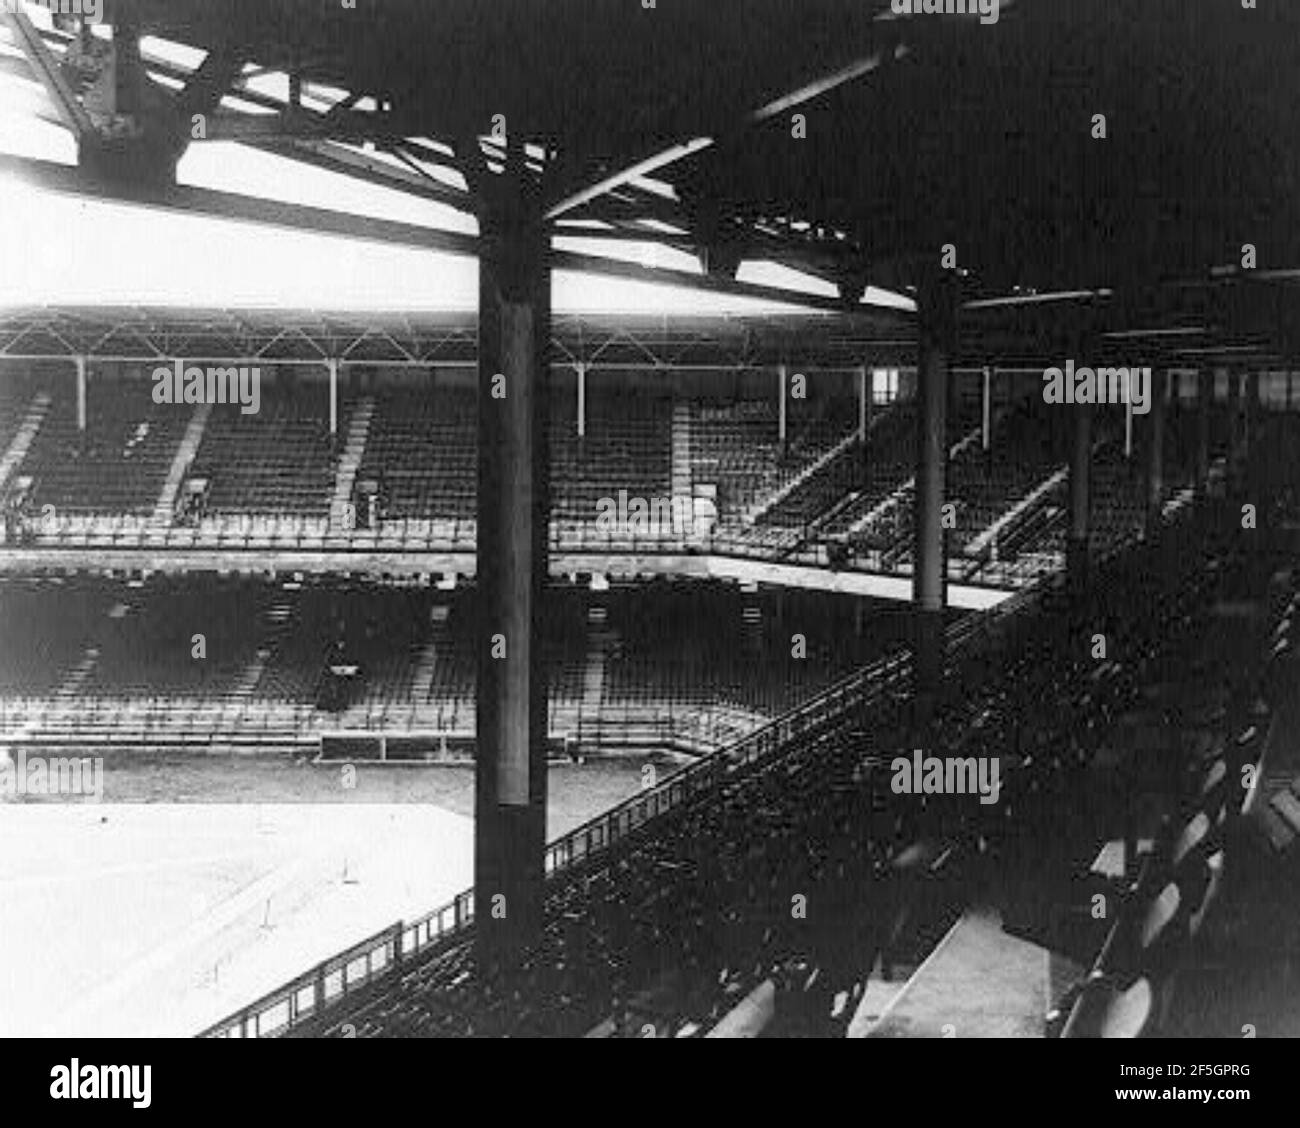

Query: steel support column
left=1245, top=368, right=1260, bottom=455
left=1068, top=398, right=1092, bottom=588
left=576, top=362, right=587, bottom=438
left=474, top=167, right=551, bottom=968
left=327, top=358, right=339, bottom=437
left=778, top=364, right=788, bottom=448
left=1196, top=367, right=1211, bottom=493
left=1227, top=367, right=1242, bottom=455
left=858, top=365, right=869, bottom=444
left=981, top=364, right=991, bottom=451
left=913, top=276, right=955, bottom=711
left=1146, top=370, right=1167, bottom=532
left=75, top=355, right=86, bottom=432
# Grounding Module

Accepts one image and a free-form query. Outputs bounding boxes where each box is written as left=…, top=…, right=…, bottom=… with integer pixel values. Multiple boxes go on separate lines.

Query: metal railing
left=198, top=587, right=1046, bottom=1040
left=198, top=645, right=917, bottom=1039
left=200, top=886, right=479, bottom=1039
left=201, top=924, right=401, bottom=1039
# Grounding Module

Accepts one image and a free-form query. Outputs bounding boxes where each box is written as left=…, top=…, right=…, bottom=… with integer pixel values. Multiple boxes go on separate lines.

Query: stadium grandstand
left=1, top=0, right=1299, bottom=1056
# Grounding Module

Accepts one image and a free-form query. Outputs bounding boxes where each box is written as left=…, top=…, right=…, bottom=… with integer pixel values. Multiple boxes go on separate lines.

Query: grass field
left=0, top=753, right=670, bottom=1036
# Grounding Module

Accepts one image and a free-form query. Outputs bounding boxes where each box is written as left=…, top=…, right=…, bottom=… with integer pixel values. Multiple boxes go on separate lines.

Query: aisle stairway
left=0, top=392, right=52, bottom=493
left=332, top=397, right=374, bottom=532
left=152, top=402, right=212, bottom=527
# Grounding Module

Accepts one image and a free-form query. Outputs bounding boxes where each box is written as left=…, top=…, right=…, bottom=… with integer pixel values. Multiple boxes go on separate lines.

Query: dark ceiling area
left=6, top=1, right=1299, bottom=361
left=704, top=1, right=1297, bottom=292
left=112, top=0, right=1300, bottom=290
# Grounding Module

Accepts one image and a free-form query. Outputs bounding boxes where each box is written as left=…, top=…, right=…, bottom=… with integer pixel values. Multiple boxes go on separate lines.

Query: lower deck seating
left=0, top=577, right=112, bottom=695
left=1052, top=594, right=1287, bottom=1037
left=299, top=491, right=1272, bottom=1039
left=0, top=580, right=888, bottom=745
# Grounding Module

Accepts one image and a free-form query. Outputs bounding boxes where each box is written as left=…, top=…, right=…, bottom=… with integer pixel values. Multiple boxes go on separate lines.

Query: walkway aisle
left=850, top=907, right=1081, bottom=1038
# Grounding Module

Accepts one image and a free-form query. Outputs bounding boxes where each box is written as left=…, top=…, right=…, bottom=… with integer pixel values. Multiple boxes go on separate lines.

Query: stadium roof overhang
left=2, top=0, right=1300, bottom=364
left=0, top=304, right=918, bottom=370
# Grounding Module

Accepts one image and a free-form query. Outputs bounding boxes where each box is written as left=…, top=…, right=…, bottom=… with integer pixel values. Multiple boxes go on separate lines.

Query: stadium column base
left=1196, top=367, right=1213, bottom=496
left=913, top=607, right=945, bottom=726
left=474, top=805, right=547, bottom=969
left=1145, top=370, right=1168, bottom=537
left=1067, top=535, right=1090, bottom=595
